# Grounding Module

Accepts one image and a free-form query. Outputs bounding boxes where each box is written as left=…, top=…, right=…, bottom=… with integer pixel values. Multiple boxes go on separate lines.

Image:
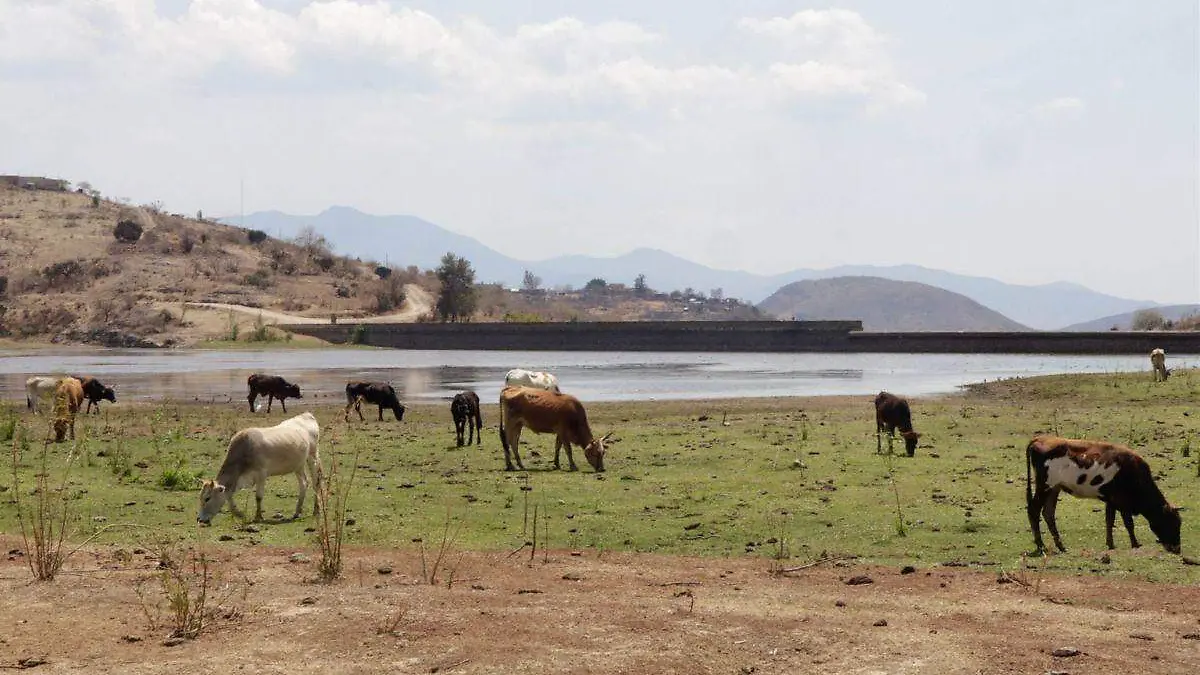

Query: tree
left=633, top=274, right=648, bottom=297
left=522, top=270, right=542, bottom=292
left=710, top=288, right=724, bottom=302
left=584, top=278, right=608, bottom=295
left=435, top=253, right=477, bottom=322
left=1131, top=309, right=1169, bottom=331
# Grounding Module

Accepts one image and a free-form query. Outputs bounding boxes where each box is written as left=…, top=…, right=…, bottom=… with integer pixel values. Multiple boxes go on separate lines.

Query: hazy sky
left=2, top=1, right=1197, bottom=303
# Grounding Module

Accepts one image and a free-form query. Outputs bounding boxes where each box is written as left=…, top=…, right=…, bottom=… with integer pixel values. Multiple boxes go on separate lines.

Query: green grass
left=2, top=368, right=1199, bottom=584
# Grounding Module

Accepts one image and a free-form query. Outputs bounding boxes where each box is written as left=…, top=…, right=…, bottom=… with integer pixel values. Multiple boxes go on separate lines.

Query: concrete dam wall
left=278, top=320, right=1200, bottom=355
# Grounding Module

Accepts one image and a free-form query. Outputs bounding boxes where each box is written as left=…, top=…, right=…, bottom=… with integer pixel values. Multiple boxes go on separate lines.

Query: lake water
left=2, top=348, right=1193, bottom=406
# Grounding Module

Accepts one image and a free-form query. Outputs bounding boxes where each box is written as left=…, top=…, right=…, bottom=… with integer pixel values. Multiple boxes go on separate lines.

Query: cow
left=52, top=377, right=84, bottom=443
left=1150, top=348, right=1169, bottom=382
left=451, top=390, right=483, bottom=447
left=68, top=374, right=116, bottom=413
left=1025, top=435, right=1182, bottom=555
left=25, top=376, right=60, bottom=414
left=344, top=381, right=406, bottom=422
left=197, top=412, right=322, bottom=524
left=504, top=368, right=561, bottom=393
left=875, top=391, right=920, bottom=456
left=247, top=373, right=302, bottom=413
left=498, top=386, right=610, bottom=472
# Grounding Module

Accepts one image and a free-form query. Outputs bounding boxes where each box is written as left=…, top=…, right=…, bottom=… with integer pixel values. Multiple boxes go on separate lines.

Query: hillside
left=757, top=276, right=1030, bottom=332
left=0, top=185, right=431, bottom=347
left=1061, top=304, right=1200, bottom=331
left=234, top=207, right=1153, bottom=330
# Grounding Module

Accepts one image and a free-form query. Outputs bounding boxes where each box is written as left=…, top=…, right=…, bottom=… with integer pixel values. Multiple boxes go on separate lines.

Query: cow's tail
left=1025, top=439, right=1035, bottom=506
left=498, top=399, right=509, bottom=453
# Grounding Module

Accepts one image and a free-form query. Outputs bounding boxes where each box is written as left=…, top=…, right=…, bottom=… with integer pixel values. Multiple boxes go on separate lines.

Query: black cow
left=451, top=390, right=483, bottom=446
left=68, top=374, right=116, bottom=414
left=344, top=381, right=406, bottom=422
left=247, top=373, right=302, bottom=413
left=1026, top=435, right=1182, bottom=554
left=874, top=391, right=920, bottom=456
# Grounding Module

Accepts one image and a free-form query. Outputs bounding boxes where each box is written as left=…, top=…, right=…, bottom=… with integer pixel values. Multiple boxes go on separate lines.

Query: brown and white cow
left=875, top=391, right=920, bottom=456
left=498, top=386, right=609, bottom=472
left=1026, top=435, right=1182, bottom=554
left=247, top=373, right=302, bottom=413
left=1150, top=348, right=1169, bottom=382
left=344, top=381, right=406, bottom=422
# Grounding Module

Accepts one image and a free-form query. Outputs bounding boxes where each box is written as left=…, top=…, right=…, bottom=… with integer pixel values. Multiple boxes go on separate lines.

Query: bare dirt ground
left=1, top=538, right=1197, bottom=674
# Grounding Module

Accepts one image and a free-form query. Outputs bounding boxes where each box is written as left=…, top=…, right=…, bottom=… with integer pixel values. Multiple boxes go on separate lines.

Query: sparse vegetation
left=314, top=438, right=358, bottom=583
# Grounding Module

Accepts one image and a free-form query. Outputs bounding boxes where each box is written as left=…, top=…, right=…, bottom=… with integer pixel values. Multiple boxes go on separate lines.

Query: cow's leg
left=225, top=486, right=247, bottom=520
left=455, top=416, right=465, bottom=446
left=1105, top=502, right=1118, bottom=550
left=377, top=405, right=384, bottom=422
left=280, top=397, right=287, bottom=414
left=875, top=424, right=882, bottom=453
left=343, top=400, right=354, bottom=423
left=1120, top=509, right=1141, bottom=548
left=264, top=395, right=273, bottom=412
left=474, top=413, right=482, bottom=445
left=1041, top=488, right=1066, bottom=552
left=354, top=398, right=365, bottom=421
left=553, top=436, right=562, bottom=469
left=1027, top=485, right=1049, bottom=554
left=563, top=441, right=578, bottom=471
left=292, top=469, right=308, bottom=520
left=248, top=392, right=257, bottom=412
left=507, top=425, right=525, bottom=471
left=253, top=477, right=266, bottom=522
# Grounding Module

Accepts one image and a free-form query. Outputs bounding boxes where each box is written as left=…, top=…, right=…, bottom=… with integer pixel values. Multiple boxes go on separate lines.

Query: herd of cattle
left=18, top=349, right=1187, bottom=557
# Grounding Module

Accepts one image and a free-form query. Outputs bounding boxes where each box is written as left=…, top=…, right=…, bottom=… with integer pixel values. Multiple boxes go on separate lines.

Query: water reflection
left=0, top=348, right=1191, bottom=405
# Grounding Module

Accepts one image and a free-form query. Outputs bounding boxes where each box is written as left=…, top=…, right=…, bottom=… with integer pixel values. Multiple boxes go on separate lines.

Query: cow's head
left=287, top=384, right=302, bottom=399
left=391, top=401, right=407, bottom=422
left=584, top=432, right=613, bottom=472
left=197, top=480, right=229, bottom=525
left=52, top=418, right=69, bottom=443
left=101, top=386, right=116, bottom=403
left=901, top=430, right=921, bottom=456
left=1149, top=502, right=1183, bottom=554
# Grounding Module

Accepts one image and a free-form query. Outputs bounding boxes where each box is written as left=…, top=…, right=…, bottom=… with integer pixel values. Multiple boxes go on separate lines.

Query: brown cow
left=52, top=377, right=84, bottom=442
left=1026, top=435, right=1182, bottom=554
left=247, top=373, right=302, bottom=413
left=875, top=391, right=920, bottom=456
left=498, top=386, right=610, bottom=472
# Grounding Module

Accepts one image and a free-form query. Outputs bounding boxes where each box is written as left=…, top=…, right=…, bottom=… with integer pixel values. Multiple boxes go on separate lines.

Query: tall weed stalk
left=314, top=437, right=356, bottom=582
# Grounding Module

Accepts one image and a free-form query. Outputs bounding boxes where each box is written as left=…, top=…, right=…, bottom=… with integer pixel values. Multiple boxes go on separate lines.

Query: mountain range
left=229, top=206, right=1159, bottom=330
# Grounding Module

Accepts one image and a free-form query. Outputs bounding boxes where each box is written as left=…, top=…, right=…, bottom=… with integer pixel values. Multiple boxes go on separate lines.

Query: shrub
left=0, top=275, right=8, bottom=297
left=247, top=229, right=268, bottom=245
left=114, top=219, right=143, bottom=243
left=375, top=266, right=392, bottom=280
left=243, top=269, right=272, bottom=289
left=180, top=232, right=195, bottom=254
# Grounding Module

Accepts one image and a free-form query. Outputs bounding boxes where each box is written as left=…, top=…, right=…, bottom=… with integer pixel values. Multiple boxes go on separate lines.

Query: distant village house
left=0, top=174, right=69, bottom=192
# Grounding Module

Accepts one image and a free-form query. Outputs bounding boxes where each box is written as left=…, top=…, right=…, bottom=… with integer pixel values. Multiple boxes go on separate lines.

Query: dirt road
left=186, top=284, right=434, bottom=325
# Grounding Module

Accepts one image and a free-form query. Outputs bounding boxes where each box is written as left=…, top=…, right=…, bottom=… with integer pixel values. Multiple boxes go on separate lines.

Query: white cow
left=25, top=376, right=61, bottom=414
left=198, top=412, right=322, bottom=524
left=504, top=368, right=561, bottom=394
left=1150, top=348, right=1169, bottom=382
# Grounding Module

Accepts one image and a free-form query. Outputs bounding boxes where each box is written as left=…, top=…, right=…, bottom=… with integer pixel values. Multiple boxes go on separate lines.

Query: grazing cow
left=344, top=381, right=406, bottom=422
left=498, top=386, right=610, bottom=472
left=68, top=374, right=116, bottom=413
left=197, top=412, right=322, bottom=524
left=247, top=373, right=302, bottom=413
left=504, top=368, right=561, bottom=393
left=1150, top=348, right=1170, bottom=382
left=52, top=377, right=84, bottom=443
left=1026, top=435, right=1182, bottom=555
left=25, top=376, right=60, bottom=414
left=451, top=390, right=483, bottom=447
left=875, top=391, right=921, bottom=456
